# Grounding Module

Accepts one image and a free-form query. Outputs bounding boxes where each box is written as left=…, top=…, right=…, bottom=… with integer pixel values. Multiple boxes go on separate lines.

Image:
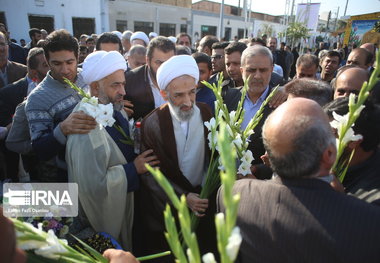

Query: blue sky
left=192, top=0, right=380, bottom=17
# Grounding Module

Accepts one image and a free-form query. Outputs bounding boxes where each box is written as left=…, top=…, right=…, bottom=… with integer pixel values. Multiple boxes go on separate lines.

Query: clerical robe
left=135, top=102, right=214, bottom=259
left=66, top=106, right=134, bottom=250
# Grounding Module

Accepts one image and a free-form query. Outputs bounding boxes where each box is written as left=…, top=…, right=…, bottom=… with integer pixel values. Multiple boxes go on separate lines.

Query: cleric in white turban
left=157, top=55, right=199, bottom=90
left=130, top=31, right=149, bottom=47
left=66, top=49, right=136, bottom=251
left=137, top=41, right=213, bottom=256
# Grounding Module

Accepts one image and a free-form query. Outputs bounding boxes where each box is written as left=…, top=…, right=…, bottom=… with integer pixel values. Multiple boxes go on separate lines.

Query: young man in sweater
left=25, top=29, right=96, bottom=182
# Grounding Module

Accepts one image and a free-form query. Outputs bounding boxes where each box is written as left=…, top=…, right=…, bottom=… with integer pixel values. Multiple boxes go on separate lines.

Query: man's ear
left=90, top=82, right=99, bottom=97
left=160, top=89, right=168, bottom=101
left=321, top=143, right=337, bottom=172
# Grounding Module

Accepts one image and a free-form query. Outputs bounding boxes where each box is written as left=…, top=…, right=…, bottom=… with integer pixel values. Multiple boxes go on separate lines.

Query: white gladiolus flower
left=96, top=103, right=115, bottom=127
left=218, top=109, right=224, bottom=119
left=241, top=150, right=254, bottom=164
left=18, top=240, right=47, bottom=250
left=226, top=227, right=242, bottom=261
left=238, top=161, right=251, bottom=176
left=229, top=110, right=236, bottom=122
left=78, top=102, right=98, bottom=119
left=204, top=118, right=216, bottom=131
left=232, top=135, right=243, bottom=149
left=342, top=127, right=363, bottom=145
left=34, top=230, right=68, bottom=259
left=202, top=253, right=217, bottom=263
left=226, top=124, right=234, bottom=137
left=215, top=212, right=225, bottom=226
left=330, top=111, right=363, bottom=145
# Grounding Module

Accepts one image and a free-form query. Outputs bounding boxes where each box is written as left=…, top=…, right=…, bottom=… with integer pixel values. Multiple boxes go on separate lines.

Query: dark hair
left=296, top=54, right=319, bottom=68
left=43, top=29, right=79, bottom=61
left=79, top=45, right=89, bottom=52
left=322, top=50, right=342, bottom=64
left=249, top=38, right=266, bottom=46
left=96, top=32, right=123, bottom=52
left=212, top=41, right=229, bottom=50
left=285, top=79, right=332, bottom=106
left=27, top=47, right=44, bottom=70
left=147, top=36, right=176, bottom=60
left=324, top=97, right=380, bottom=152
left=200, top=35, right=219, bottom=50
left=29, top=28, right=41, bottom=39
left=192, top=52, right=212, bottom=70
left=224, top=42, right=247, bottom=55
left=85, top=37, right=94, bottom=44
left=176, top=32, right=192, bottom=45
left=175, top=45, right=192, bottom=55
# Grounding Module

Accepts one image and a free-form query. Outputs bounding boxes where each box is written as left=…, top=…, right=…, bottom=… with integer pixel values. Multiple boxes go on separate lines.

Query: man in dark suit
left=0, top=47, right=48, bottom=181
left=0, top=32, right=27, bottom=89
left=224, top=45, right=286, bottom=176
left=124, top=37, right=175, bottom=120
left=218, top=98, right=380, bottom=263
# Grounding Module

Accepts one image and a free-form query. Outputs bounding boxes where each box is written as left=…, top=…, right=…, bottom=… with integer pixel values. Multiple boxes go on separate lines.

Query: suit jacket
left=0, top=77, right=28, bottom=126
left=0, top=61, right=27, bottom=89
left=124, top=65, right=155, bottom=120
left=224, top=86, right=274, bottom=166
left=218, top=177, right=380, bottom=263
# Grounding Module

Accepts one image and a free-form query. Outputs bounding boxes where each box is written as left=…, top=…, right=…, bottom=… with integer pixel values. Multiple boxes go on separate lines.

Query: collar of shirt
left=241, top=85, right=270, bottom=130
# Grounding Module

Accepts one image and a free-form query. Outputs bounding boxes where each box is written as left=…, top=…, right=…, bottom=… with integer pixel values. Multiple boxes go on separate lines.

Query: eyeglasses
left=211, top=55, right=224, bottom=60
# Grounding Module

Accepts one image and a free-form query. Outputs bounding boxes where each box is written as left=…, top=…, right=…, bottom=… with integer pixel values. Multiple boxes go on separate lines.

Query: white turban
left=149, top=32, right=158, bottom=38
left=157, top=55, right=199, bottom=90
left=82, top=51, right=127, bottom=85
left=168, top=36, right=177, bottom=44
left=112, top=31, right=123, bottom=40
left=130, top=31, right=149, bottom=46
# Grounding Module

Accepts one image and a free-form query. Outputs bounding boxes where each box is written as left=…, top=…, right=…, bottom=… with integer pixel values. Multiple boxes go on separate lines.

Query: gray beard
left=168, top=98, right=194, bottom=122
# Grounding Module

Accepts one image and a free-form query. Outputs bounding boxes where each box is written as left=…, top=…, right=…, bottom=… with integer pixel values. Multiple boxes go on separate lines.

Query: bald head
left=360, top=43, right=376, bottom=56
left=334, top=67, right=369, bottom=99
left=347, top=48, right=373, bottom=69
left=263, top=98, right=335, bottom=178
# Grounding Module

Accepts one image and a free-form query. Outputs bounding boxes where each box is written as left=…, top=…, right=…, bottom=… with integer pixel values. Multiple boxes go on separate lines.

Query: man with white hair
left=66, top=50, right=159, bottom=250
left=130, top=31, right=149, bottom=47
left=138, top=55, right=214, bottom=258
left=122, top=30, right=133, bottom=55
left=225, top=45, right=279, bottom=173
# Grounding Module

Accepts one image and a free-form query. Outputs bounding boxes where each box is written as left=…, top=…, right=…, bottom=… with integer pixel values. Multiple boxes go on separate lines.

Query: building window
left=201, top=25, right=217, bottom=38
left=72, top=17, right=95, bottom=39
left=116, top=20, right=128, bottom=32
left=180, top=24, right=187, bottom=33
left=160, top=23, right=176, bottom=36
left=134, top=21, right=153, bottom=35
left=28, top=15, right=54, bottom=33
left=237, top=28, right=245, bottom=39
left=224, top=27, right=231, bottom=41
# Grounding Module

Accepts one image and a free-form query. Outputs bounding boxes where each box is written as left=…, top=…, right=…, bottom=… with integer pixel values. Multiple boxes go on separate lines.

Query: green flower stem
left=63, top=78, right=89, bottom=99
left=136, top=251, right=171, bottom=261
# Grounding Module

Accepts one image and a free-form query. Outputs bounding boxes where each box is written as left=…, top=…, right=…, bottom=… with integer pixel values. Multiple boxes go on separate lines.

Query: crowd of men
left=1, top=24, right=380, bottom=263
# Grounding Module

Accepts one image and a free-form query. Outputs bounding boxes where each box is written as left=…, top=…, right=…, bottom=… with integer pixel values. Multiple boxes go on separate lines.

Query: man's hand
left=60, top=112, right=97, bottom=136
left=269, top=86, right=287, bottom=108
left=123, top=100, right=134, bottom=117
left=103, top=249, right=139, bottom=263
left=330, top=175, right=345, bottom=193
left=134, top=149, right=160, bottom=174
left=186, top=193, right=208, bottom=217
